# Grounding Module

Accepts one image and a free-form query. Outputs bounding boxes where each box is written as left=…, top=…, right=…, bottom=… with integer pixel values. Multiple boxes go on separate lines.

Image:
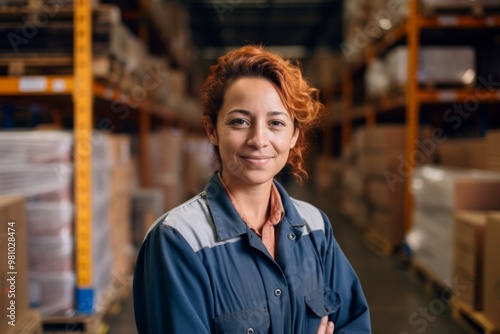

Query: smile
left=240, top=155, right=273, bottom=166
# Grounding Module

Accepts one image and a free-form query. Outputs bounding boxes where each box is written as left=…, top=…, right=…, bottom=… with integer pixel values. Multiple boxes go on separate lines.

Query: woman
left=133, top=45, right=370, bottom=333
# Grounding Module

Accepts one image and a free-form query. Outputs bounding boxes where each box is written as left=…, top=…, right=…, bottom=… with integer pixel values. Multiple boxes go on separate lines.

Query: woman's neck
left=221, top=171, right=272, bottom=229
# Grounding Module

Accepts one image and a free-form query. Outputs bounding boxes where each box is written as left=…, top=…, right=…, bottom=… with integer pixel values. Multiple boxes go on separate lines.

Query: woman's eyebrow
left=227, top=110, right=289, bottom=119
left=227, top=109, right=251, bottom=116
left=268, top=111, right=290, bottom=119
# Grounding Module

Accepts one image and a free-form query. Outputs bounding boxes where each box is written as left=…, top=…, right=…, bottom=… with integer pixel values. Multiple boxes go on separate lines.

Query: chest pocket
left=214, top=305, right=270, bottom=334
left=304, top=287, right=342, bottom=318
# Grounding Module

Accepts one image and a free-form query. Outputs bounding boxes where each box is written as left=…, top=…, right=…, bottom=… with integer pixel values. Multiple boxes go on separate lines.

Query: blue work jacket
left=134, top=173, right=371, bottom=333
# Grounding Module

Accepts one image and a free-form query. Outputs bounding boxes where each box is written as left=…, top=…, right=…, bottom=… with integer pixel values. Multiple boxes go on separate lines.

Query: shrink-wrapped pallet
left=386, top=46, right=476, bottom=87
left=407, top=166, right=500, bottom=287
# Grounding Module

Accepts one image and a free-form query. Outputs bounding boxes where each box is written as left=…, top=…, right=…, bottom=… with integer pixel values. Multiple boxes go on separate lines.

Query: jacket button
left=274, top=288, right=282, bottom=297
left=288, top=232, right=296, bottom=240
left=247, top=328, right=254, bottom=334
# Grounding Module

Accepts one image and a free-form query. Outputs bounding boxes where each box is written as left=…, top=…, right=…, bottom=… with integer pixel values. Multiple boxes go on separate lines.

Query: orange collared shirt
left=218, top=173, right=284, bottom=259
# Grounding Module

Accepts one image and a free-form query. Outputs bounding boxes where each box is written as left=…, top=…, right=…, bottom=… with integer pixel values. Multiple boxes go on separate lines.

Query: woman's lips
left=240, top=155, right=273, bottom=166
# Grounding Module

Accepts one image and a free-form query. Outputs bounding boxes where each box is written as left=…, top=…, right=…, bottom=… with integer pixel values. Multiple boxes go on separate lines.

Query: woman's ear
left=203, top=118, right=218, bottom=146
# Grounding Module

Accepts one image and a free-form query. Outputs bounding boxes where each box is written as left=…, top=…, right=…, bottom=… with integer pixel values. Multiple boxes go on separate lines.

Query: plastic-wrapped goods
left=26, top=201, right=73, bottom=237
left=93, top=238, right=114, bottom=298
left=407, top=166, right=500, bottom=287
left=28, top=235, right=73, bottom=272
left=386, top=46, right=476, bottom=87
left=0, top=165, right=72, bottom=198
left=0, top=131, right=73, bottom=198
left=0, top=131, right=72, bottom=167
left=29, top=271, right=75, bottom=317
left=365, top=59, right=390, bottom=98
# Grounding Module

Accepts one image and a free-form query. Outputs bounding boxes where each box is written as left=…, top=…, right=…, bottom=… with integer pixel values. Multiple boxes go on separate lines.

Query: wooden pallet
left=6, top=309, right=43, bottom=334
left=421, top=2, right=500, bottom=17
left=364, top=229, right=401, bottom=256
left=451, top=299, right=500, bottom=334
left=410, top=260, right=450, bottom=297
left=42, top=279, right=132, bottom=334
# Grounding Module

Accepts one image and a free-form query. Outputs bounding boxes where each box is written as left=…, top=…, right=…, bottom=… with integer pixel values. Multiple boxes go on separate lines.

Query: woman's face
left=208, top=77, right=299, bottom=188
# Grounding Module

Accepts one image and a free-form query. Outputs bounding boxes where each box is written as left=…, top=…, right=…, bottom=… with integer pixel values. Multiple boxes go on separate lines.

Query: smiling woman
left=133, top=45, right=371, bottom=334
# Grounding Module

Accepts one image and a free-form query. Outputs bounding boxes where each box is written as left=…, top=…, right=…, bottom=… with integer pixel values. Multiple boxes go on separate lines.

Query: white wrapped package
left=386, top=46, right=476, bottom=86
left=28, top=235, right=73, bottom=272
left=0, top=131, right=72, bottom=166
left=29, top=271, right=75, bottom=316
left=365, top=59, right=390, bottom=98
left=407, top=166, right=500, bottom=286
left=26, top=201, right=73, bottom=237
left=0, top=165, right=72, bottom=198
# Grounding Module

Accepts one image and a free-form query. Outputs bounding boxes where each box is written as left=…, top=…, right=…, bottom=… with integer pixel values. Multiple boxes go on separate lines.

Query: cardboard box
left=108, top=135, right=132, bottom=167
left=465, top=140, right=488, bottom=170
left=368, top=177, right=405, bottom=209
left=455, top=180, right=500, bottom=211
left=0, top=196, right=28, bottom=333
left=486, top=131, right=500, bottom=172
left=438, top=138, right=490, bottom=170
left=484, top=213, right=500, bottom=328
left=453, top=211, right=487, bottom=310
left=371, top=205, right=405, bottom=244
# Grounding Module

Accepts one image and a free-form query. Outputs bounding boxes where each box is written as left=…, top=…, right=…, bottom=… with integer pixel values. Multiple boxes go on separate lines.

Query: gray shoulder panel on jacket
left=291, top=198, right=325, bottom=234
left=156, top=192, right=241, bottom=253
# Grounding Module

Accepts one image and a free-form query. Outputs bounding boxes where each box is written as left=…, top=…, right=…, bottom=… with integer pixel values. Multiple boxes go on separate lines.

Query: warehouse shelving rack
left=0, top=0, right=180, bottom=315
left=338, top=0, right=500, bottom=234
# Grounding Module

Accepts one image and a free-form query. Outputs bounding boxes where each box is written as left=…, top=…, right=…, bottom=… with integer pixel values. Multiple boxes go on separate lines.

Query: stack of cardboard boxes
left=0, top=196, right=42, bottom=334
left=452, top=211, right=500, bottom=329
left=436, top=131, right=500, bottom=171
left=341, top=125, right=430, bottom=245
left=339, top=131, right=370, bottom=229
left=150, top=129, right=186, bottom=211
left=107, top=135, right=136, bottom=284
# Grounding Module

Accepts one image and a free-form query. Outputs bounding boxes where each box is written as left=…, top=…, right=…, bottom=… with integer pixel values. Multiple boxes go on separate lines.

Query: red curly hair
left=200, top=45, right=324, bottom=184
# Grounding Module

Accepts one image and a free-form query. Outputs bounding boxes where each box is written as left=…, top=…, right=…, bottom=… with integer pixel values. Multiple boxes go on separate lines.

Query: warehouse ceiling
left=185, top=0, right=343, bottom=59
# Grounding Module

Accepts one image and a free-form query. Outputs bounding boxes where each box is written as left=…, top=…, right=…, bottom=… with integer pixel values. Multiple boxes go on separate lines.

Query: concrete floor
left=109, top=186, right=469, bottom=334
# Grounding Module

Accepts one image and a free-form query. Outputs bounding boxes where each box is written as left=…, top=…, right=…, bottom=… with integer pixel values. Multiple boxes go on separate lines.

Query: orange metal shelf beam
left=419, top=89, right=500, bottom=103
left=404, top=0, right=421, bottom=235
left=419, top=15, right=500, bottom=28
left=0, top=76, right=74, bottom=95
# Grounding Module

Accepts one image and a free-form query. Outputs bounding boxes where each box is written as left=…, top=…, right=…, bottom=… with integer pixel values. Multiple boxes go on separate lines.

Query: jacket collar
left=204, top=172, right=305, bottom=242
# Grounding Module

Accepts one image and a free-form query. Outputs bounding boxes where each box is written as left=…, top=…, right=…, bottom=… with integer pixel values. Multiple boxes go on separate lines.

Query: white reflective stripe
left=290, top=199, right=325, bottom=235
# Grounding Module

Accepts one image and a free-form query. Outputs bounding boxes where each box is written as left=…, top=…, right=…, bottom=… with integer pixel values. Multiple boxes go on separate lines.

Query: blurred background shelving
left=1, top=0, right=500, bottom=333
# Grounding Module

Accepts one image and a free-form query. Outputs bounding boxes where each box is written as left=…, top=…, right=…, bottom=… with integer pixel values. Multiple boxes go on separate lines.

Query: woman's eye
left=270, top=120, right=286, bottom=127
left=228, top=118, right=248, bottom=126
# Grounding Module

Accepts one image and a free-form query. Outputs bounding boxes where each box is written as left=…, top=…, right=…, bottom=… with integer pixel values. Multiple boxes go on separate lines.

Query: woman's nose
left=247, top=123, right=269, bottom=148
